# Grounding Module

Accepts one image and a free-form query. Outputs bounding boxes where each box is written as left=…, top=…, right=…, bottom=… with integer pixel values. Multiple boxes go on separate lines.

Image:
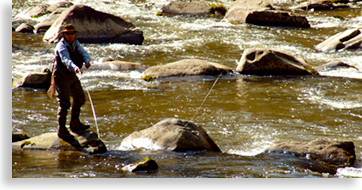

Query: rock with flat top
left=142, top=59, right=232, bottom=79
left=12, top=128, right=107, bottom=154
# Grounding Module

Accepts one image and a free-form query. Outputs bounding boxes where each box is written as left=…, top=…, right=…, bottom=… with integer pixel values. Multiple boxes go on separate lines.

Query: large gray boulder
left=142, top=59, right=232, bottom=79
left=315, top=28, right=362, bottom=52
left=43, top=4, right=144, bottom=44
left=235, top=48, right=319, bottom=76
left=264, top=139, right=356, bottom=167
left=119, top=118, right=221, bottom=152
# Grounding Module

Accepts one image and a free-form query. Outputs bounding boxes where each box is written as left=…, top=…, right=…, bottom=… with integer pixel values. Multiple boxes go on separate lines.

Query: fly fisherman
left=53, top=24, right=91, bottom=141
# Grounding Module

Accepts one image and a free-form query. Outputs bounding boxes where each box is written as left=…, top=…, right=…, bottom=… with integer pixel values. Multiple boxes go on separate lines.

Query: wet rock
left=122, top=157, right=159, bottom=172
left=315, top=28, right=362, bottom=52
left=12, top=133, right=74, bottom=151
left=19, top=68, right=52, bottom=89
left=245, top=11, right=310, bottom=28
left=15, top=23, right=34, bottom=33
left=235, top=48, right=319, bottom=76
left=142, top=59, right=232, bottom=79
left=12, top=134, right=30, bottom=142
left=158, top=1, right=213, bottom=16
left=91, top=60, right=148, bottom=71
left=12, top=129, right=107, bottom=154
left=119, top=118, right=221, bottom=152
left=315, top=61, right=359, bottom=71
left=43, top=4, right=144, bottom=44
left=264, top=139, right=356, bottom=168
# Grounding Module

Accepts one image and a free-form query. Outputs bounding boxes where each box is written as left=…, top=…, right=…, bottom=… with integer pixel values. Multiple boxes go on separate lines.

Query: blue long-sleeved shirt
left=54, top=38, right=91, bottom=72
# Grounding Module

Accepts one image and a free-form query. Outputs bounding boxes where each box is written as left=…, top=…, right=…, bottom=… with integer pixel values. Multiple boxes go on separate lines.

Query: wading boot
left=57, top=122, right=75, bottom=142
left=70, top=119, right=90, bottom=134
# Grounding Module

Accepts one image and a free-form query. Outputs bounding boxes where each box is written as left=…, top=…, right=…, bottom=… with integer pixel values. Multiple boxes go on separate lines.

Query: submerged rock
left=122, top=157, right=159, bottom=172
left=264, top=139, right=356, bottom=168
left=235, top=48, right=319, bottom=76
left=315, top=28, right=362, bottom=52
left=142, top=59, right=232, bottom=79
left=43, top=4, right=144, bottom=44
left=119, top=118, right=221, bottom=152
left=12, top=128, right=107, bottom=154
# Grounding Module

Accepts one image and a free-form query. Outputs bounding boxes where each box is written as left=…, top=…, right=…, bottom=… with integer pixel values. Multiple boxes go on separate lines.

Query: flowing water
left=12, top=0, right=362, bottom=178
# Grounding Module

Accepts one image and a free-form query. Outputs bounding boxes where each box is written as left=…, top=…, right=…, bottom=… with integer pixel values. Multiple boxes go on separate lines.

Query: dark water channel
left=12, top=0, right=362, bottom=178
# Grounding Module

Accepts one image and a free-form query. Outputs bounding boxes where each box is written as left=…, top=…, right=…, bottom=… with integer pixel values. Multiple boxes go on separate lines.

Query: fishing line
left=189, top=71, right=224, bottom=122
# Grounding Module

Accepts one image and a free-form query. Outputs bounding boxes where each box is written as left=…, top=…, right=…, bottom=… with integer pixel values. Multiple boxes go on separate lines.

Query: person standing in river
left=53, top=24, right=91, bottom=140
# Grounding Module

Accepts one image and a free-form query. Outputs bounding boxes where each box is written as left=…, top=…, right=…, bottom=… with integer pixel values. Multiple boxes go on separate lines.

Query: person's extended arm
left=75, top=41, right=91, bottom=68
left=56, top=41, right=79, bottom=72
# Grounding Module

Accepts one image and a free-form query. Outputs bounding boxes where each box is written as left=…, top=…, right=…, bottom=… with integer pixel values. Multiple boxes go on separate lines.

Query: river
left=12, top=0, right=362, bottom=178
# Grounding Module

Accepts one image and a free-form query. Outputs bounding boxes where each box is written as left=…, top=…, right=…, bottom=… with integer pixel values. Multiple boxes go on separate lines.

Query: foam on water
left=299, top=84, right=362, bottom=109
left=227, top=140, right=274, bottom=156
left=336, top=167, right=362, bottom=178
